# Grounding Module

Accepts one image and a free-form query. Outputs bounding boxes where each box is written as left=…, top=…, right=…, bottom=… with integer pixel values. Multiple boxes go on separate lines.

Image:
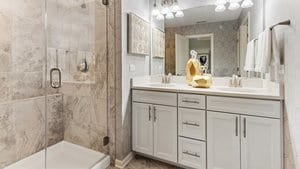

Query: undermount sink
left=213, top=87, right=266, bottom=93
left=148, top=83, right=176, bottom=87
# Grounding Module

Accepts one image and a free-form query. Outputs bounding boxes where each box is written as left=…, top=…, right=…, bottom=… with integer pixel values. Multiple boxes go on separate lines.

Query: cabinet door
left=153, top=105, right=177, bottom=162
left=207, top=111, right=240, bottom=169
left=241, top=116, right=281, bottom=169
left=132, top=103, right=153, bottom=156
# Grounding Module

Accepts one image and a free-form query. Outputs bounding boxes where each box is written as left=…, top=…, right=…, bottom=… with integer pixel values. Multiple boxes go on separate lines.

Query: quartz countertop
left=132, top=82, right=283, bottom=100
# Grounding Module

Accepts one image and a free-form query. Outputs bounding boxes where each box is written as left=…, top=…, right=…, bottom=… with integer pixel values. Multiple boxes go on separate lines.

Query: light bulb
left=156, top=13, right=164, bottom=20
left=228, top=2, right=240, bottom=10
left=166, top=12, right=174, bottom=19
left=175, top=10, right=184, bottom=17
left=161, top=6, right=171, bottom=15
left=172, top=4, right=180, bottom=12
left=241, top=0, right=253, bottom=8
left=215, top=5, right=226, bottom=12
left=151, top=8, right=160, bottom=16
left=215, top=0, right=227, bottom=5
left=229, top=0, right=242, bottom=3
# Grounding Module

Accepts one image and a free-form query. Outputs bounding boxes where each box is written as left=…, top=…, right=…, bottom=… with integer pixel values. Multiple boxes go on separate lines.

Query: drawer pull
left=183, top=150, right=200, bottom=158
left=182, top=100, right=200, bottom=104
left=182, top=121, right=200, bottom=127
left=148, top=105, right=152, bottom=121
left=153, top=106, right=157, bottom=122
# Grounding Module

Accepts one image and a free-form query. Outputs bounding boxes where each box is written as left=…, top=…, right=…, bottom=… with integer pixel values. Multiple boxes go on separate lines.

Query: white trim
left=186, top=33, right=214, bottom=76
left=114, top=152, right=134, bottom=169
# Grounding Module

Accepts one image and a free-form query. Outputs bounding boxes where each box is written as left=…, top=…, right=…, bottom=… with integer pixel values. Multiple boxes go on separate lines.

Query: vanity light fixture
left=152, top=0, right=184, bottom=20
left=215, top=0, right=253, bottom=12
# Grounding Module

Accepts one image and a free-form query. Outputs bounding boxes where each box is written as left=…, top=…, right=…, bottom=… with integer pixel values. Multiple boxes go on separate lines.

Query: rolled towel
left=255, top=29, right=272, bottom=73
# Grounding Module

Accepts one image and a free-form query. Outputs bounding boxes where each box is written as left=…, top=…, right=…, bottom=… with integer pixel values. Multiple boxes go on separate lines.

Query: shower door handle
left=50, top=68, right=62, bottom=89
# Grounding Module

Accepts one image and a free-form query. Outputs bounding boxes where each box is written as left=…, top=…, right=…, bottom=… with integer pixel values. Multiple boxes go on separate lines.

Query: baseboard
left=114, top=152, right=134, bottom=169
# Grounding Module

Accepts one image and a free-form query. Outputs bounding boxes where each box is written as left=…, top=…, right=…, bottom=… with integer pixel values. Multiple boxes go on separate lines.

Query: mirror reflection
left=150, top=0, right=264, bottom=77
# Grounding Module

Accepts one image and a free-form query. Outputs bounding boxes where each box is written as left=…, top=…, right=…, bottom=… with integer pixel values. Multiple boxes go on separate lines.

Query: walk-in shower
left=0, top=0, right=111, bottom=168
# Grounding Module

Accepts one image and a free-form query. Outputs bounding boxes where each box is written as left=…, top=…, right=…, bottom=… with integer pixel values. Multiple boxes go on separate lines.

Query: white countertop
left=132, top=82, right=283, bottom=100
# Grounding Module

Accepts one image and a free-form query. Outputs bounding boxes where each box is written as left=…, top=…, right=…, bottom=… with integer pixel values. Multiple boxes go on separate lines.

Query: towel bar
left=270, top=20, right=291, bottom=30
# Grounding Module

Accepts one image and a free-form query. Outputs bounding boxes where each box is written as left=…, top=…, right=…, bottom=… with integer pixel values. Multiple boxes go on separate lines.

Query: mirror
left=150, top=0, right=264, bottom=77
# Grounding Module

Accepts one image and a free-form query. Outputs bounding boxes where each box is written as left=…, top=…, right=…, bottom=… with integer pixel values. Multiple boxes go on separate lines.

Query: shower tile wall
left=47, top=0, right=109, bottom=154
left=0, top=0, right=63, bottom=168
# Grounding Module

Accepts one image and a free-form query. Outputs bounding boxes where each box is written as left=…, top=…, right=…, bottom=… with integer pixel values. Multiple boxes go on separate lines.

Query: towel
left=255, top=29, right=272, bottom=73
left=269, top=29, right=282, bottom=82
left=244, top=39, right=256, bottom=71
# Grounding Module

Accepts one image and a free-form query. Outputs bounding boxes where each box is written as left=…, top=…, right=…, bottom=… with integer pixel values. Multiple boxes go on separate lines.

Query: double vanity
left=131, top=77, right=283, bottom=169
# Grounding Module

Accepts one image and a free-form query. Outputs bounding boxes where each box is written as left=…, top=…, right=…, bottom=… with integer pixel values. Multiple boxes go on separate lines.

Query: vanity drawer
left=178, top=108, right=206, bottom=140
left=178, top=137, right=206, bottom=169
left=132, top=90, right=177, bottom=106
left=178, top=94, right=206, bottom=109
left=207, top=96, right=281, bottom=118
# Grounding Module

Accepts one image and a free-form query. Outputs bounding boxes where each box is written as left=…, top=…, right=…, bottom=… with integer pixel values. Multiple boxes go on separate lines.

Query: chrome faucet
left=161, top=73, right=173, bottom=84
left=229, top=74, right=242, bottom=87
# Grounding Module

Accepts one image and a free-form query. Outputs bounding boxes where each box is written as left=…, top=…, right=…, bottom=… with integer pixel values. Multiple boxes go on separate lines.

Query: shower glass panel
left=0, top=0, right=47, bottom=168
left=45, top=0, right=110, bottom=169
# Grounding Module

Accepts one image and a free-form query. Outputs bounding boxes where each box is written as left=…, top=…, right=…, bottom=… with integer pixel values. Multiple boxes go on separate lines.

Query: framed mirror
left=149, top=0, right=264, bottom=77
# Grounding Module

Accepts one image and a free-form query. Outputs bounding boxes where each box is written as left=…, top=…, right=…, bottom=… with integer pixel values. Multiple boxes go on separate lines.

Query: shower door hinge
left=102, top=0, right=109, bottom=6
left=103, top=136, right=110, bottom=146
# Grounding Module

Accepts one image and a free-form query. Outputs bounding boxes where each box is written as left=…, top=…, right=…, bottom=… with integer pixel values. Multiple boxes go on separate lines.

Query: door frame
left=186, top=33, right=214, bottom=75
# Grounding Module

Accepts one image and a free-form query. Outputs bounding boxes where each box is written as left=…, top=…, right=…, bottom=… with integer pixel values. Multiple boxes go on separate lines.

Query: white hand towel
left=255, top=29, right=272, bottom=73
left=244, top=40, right=256, bottom=71
left=269, top=29, right=282, bottom=82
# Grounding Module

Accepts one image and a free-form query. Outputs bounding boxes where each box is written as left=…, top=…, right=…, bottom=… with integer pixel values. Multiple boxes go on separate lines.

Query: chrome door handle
left=183, top=151, right=200, bottom=158
left=148, top=105, right=152, bottom=121
left=243, top=118, right=247, bottom=138
left=182, top=121, right=200, bottom=127
left=235, top=116, right=239, bottom=136
left=50, top=68, right=62, bottom=89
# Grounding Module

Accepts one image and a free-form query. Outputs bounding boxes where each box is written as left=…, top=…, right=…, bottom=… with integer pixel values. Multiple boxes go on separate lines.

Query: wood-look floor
left=108, top=155, right=183, bottom=169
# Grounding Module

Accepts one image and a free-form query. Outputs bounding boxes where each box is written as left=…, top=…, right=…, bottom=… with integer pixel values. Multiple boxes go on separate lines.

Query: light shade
left=241, top=0, right=254, bottom=8
left=229, top=0, right=242, bottom=3
left=228, top=2, right=240, bottom=10
left=166, top=12, right=174, bottom=19
left=215, top=0, right=227, bottom=5
left=156, top=13, right=164, bottom=20
left=215, top=5, right=226, bottom=12
left=151, top=8, right=160, bottom=16
left=161, top=6, right=171, bottom=15
left=172, top=4, right=180, bottom=12
left=175, top=10, right=184, bottom=17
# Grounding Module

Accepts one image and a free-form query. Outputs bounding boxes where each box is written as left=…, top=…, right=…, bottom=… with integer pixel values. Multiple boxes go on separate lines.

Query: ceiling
left=165, top=1, right=242, bottom=28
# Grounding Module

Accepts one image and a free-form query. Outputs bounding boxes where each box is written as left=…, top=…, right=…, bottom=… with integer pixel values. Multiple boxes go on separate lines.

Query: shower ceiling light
left=215, top=0, right=253, bottom=12
left=151, top=0, right=184, bottom=20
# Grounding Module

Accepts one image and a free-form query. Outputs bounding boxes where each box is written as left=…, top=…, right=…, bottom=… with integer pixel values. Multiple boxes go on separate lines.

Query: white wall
left=119, top=0, right=150, bottom=159
left=122, top=0, right=150, bottom=119
left=265, top=0, right=300, bottom=168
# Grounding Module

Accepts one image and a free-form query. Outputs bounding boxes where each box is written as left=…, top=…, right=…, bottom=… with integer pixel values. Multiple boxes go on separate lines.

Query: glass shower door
left=45, top=0, right=110, bottom=168
left=0, top=0, right=47, bottom=168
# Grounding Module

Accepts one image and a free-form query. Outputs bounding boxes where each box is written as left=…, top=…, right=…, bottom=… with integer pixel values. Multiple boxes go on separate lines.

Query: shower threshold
left=5, top=141, right=110, bottom=169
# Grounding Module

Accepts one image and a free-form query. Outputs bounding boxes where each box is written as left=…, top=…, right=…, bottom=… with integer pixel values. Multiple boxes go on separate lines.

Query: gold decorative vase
left=186, top=58, right=202, bottom=85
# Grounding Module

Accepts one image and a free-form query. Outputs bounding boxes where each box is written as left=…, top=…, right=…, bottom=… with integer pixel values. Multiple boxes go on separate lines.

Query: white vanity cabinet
left=132, top=90, right=178, bottom=163
left=132, top=89, right=282, bottom=169
left=207, top=96, right=281, bottom=169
